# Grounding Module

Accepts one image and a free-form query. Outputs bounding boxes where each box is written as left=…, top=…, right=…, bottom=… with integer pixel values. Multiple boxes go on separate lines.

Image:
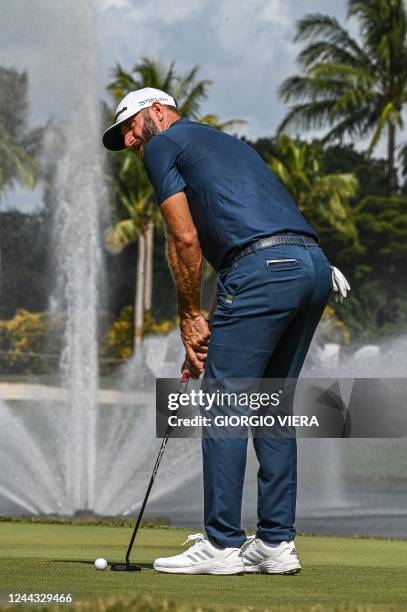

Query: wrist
left=179, top=310, right=203, bottom=320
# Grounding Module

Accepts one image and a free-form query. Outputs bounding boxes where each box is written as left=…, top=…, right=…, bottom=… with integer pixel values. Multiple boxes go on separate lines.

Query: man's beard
left=134, top=111, right=159, bottom=156
left=142, top=112, right=159, bottom=142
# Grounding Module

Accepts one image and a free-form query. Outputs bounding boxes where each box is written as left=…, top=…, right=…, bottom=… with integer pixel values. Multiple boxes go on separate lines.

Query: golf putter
left=111, top=369, right=191, bottom=571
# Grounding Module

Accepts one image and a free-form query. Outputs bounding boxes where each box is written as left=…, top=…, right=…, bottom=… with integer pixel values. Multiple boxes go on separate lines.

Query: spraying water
left=0, top=2, right=406, bottom=531
left=0, top=0, right=200, bottom=515
left=0, top=0, right=106, bottom=515
left=50, top=1, right=106, bottom=512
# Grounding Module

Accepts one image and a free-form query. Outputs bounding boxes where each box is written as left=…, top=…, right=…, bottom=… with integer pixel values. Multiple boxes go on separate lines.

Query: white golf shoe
left=153, top=533, right=244, bottom=575
left=241, top=536, right=301, bottom=574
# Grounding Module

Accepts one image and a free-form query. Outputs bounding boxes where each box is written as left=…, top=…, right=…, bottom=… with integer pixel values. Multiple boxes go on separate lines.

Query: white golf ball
left=95, top=557, right=108, bottom=570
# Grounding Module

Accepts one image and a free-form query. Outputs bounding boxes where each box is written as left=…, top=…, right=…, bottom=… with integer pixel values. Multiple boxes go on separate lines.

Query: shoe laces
left=182, top=533, right=207, bottom=547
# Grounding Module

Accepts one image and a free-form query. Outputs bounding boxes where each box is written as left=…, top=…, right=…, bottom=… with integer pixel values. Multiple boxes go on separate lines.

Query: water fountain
left=51, top=22, right=103, bottom=514
left=0, top=1, right=405, bottom=538
left=0, top=0, right=200, bottom=518
left=0, top=0, right=103, bottom=515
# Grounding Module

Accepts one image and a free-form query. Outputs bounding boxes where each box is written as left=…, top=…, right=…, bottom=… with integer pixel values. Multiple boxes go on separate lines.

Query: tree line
left=1, top=0, right=407, bottom=373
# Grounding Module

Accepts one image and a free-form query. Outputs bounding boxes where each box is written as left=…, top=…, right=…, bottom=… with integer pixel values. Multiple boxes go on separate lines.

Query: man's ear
left=150, top=101, right=165, bottom=121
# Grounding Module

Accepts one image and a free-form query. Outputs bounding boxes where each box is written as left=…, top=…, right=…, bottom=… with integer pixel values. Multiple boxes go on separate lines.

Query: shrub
left=0, top=309, right=47, bottom=374
left=101, top=306, right=177, bottom=371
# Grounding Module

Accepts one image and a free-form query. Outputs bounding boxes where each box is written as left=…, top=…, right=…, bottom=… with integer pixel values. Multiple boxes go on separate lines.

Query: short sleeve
left=143, top=135, right=186, bottom=204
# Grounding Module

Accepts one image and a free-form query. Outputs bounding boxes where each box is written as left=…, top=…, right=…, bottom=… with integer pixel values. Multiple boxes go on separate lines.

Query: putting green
left=0, top=521, right=406, bottom=611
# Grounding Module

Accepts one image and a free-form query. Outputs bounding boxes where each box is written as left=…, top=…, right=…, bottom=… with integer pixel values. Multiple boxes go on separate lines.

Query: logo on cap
left=137, top=96, right=169, bottom=107
left=115, top=106, right=128, bottom=121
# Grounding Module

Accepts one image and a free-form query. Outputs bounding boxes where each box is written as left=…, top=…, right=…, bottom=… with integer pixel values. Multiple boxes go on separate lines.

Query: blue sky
left=0, top=0, right=385, bottom=211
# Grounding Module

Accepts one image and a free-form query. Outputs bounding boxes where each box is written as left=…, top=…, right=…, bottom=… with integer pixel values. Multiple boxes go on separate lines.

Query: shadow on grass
left=50, top=560, right=154, bottom=569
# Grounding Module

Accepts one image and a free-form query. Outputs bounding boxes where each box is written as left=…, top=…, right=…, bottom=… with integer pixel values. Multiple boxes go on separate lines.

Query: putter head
left=111, top=563, right=141, bottom=572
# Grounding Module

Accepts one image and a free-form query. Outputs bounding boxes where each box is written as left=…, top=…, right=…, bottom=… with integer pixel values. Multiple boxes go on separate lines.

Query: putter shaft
left=113, top=370, right=190, bottom=570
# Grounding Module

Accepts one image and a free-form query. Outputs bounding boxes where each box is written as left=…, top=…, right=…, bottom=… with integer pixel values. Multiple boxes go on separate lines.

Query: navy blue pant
left=202, top=240, right=332, bottom=548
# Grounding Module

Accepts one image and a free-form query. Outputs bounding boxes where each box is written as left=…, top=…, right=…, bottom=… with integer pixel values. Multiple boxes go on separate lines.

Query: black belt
left=225, top=234, right=317, bottom=268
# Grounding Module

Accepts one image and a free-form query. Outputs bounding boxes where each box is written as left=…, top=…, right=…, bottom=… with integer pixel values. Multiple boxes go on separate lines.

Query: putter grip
left=181, top=370, right=190, bottom=385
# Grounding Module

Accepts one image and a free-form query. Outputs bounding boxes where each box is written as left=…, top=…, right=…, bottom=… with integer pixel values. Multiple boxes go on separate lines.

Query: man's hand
left=180, top=314, right=210, bottom=378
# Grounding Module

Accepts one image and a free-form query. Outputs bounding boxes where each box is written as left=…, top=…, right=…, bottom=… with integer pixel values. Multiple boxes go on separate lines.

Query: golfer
left=103, top=87, right=346, bottom=575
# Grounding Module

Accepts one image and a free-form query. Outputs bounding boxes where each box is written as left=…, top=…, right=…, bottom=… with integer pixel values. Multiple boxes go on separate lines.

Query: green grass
left=0, top=521, right=406, bottom=611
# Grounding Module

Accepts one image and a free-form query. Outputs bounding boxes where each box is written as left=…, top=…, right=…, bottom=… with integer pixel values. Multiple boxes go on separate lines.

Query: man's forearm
left=166, top=233, right=202, bottom=317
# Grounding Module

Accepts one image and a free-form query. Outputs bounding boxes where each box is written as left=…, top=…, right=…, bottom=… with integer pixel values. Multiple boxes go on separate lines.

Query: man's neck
left=165, top=115, right=182, bottom=130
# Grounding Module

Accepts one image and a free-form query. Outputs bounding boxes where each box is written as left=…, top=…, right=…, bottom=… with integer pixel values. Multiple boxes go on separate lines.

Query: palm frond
left=311, top=63, right=375, bottom=89
left=198, top=114, right=246, bottom=131
left=105, top=219, right=139, bottom=253
left=321, top=105, right=381, bottom=143
left=108, top=63, right=137, bottom=100
left=178, top=79, right=211, bottom=118
left=279, top=74, right=351, bottom=104
left=277, top=100, right=339, bottom=134
left=295, top=14, right=369, bottom=63
left=267, top=157, right=294, bottom=191
left=266, top=135, right=358, bottom=239
left=132, top=57, right=176, bottom=92
left=298, top=40, right=372, bottom=71
left=314, top=173, right=359, bottom=198
left=349, top=0, right=407, bottom=68
left=329, top=88, right=376, bottom=120
left=367, top=101, right=401, bottom=154
left=174, top=66, right=200, bottom=100
left=0, top=126, right=37, bottom=196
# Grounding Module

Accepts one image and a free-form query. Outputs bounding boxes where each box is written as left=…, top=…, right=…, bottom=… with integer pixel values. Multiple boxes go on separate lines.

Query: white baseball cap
left=102, top=87, right=177, bottom=151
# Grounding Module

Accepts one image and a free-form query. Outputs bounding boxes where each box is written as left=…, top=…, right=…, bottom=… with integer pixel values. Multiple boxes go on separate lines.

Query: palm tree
left=105, top=153, right=158, bottom=349
left=144, top=220, right=154, bottom=313
left=278, top=0, right=407, bottom=195
left=0, top=68, right=37, bottom=199
left=268, top=135, right=359, bottom=240
left=0, top=127, right=36, bottom=197
left=108, top=58, right=244, bottom=131
left=108, top=58, right=211, bottom=120
left=0, top=68, right=38, bottom=306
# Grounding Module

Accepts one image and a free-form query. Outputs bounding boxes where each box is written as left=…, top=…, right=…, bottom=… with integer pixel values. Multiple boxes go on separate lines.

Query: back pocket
left=266, top=258, right=298, bottom=266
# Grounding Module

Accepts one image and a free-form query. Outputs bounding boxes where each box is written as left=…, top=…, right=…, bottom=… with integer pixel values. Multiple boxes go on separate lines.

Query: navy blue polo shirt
left=143, top=118, right=318, bottom=271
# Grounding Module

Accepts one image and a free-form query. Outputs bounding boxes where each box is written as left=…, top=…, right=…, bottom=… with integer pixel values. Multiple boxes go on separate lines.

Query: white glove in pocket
left=331, top=266, right=351, bottom=302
